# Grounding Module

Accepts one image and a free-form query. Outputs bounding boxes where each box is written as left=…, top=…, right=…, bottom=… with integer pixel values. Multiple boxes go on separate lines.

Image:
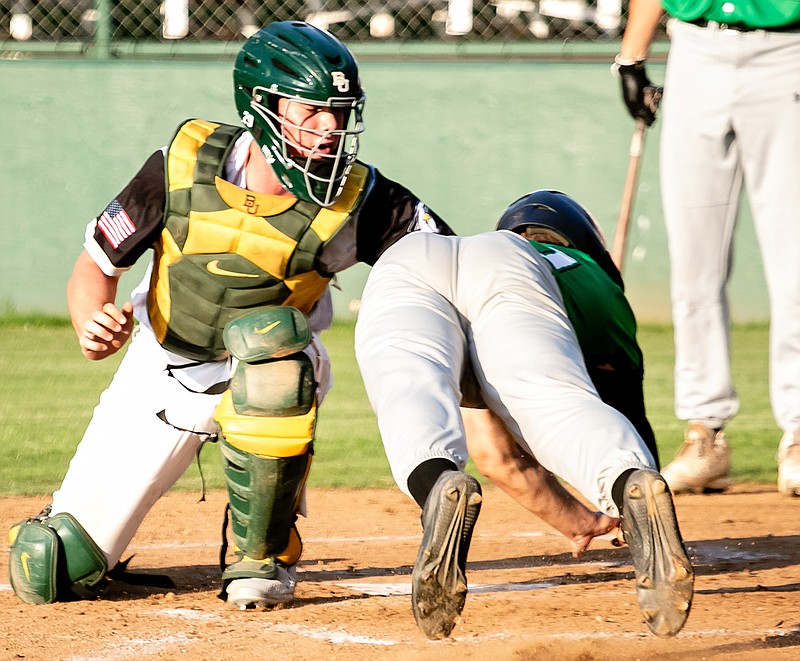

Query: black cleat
left=412, top=471, right=482, bottom=640
left=622, top=469, right=694, bottom=637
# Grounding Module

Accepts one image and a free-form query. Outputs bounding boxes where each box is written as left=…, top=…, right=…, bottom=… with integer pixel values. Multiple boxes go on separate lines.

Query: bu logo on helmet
left=331, top=71, right=350, bottom=92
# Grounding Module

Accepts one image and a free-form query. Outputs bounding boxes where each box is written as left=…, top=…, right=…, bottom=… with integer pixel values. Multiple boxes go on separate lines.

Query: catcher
left=7, top=21, right=453, bottom=608
left=355, top=191, right=693, bottom=640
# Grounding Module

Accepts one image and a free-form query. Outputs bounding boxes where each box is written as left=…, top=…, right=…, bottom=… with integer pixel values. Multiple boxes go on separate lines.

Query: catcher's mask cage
left=249, top=88, right=364, bottom=207
left=496, top=189, right=623, bottom=288
left=234, top=21, right=365, bottom=208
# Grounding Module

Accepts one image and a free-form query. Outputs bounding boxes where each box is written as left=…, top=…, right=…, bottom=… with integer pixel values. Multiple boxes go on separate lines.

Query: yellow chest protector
left=147, top=119, right=371, bottom=361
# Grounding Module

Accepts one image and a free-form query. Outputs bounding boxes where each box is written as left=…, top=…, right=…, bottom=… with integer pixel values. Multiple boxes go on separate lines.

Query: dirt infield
left=1, top=484, right=799, bottom=661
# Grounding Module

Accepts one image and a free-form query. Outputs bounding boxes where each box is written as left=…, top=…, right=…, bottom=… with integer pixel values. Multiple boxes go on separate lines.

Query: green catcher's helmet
left=233, top=21, right=365, bottom=207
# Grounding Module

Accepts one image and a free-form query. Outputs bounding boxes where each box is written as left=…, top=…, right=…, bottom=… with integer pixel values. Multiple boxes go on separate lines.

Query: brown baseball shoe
left=778, top=430, right=800, bottom=496
left=661, top=422, right=731, bottom=494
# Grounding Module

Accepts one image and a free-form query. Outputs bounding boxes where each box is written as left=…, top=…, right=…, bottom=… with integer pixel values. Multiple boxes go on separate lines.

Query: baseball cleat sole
left=622, top=469, right=694, bottom=638
left=412, top=471, right=482, bottom=640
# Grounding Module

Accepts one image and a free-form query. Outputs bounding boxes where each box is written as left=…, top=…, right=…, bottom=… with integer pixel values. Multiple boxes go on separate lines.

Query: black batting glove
left=613, top=57, right=662, bottom=126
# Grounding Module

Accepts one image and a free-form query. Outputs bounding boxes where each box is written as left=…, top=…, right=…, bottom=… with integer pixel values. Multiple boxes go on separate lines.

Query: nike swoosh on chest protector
left=206, top=259, right=260, bottom=278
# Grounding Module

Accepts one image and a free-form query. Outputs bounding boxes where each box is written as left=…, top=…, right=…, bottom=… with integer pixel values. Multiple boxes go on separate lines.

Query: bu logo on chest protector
left=244, top=194, right=259, bottom=214
left=331, top=71, right=350, bottom=92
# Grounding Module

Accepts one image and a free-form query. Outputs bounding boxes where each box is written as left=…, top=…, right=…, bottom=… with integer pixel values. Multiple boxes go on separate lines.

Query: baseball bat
left=611, top=87, right=662, bottom=272
left=611, top=119, right=646, bottom=272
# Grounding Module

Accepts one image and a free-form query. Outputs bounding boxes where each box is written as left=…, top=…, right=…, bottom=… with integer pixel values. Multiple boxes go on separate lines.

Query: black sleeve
left=90, top=150, right=167, bottom=269
left=588, top=366, right=661, bottom=470
left=353, top=168, right=455, bottom=266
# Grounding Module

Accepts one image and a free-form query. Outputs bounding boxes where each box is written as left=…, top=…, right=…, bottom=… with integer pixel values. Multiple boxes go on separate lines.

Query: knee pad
left=219, top=305, right=317, bottom=455
left=216, top=349, right=318, bottom=456
left=8, top=513, right=107, bottom=604
left=215, top=306, right=317, bottom=571
left=224, top=305, right=311, bottom=363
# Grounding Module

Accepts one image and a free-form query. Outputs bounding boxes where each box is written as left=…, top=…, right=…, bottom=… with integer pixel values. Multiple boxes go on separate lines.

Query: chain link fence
left=1, top=0, right=642, bottom=48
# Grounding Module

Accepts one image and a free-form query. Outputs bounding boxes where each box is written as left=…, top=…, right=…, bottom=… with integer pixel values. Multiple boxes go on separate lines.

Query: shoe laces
left=683, top=425, right=724, bottom=458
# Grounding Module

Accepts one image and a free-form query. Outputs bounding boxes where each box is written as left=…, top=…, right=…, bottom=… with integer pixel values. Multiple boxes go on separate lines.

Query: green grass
left=0, top=318, right=778, bottom=497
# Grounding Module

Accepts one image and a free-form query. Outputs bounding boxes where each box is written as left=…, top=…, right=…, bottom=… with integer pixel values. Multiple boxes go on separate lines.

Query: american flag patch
left=97, top=199, right=135, bottom=249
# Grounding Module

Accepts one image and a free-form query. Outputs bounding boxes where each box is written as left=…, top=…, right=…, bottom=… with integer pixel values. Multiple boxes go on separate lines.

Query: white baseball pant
left=49, top=322, right=332, bottom=568
left=661, top=21, right=800, bottom=434
left=355, top=231, right=654, bottom=517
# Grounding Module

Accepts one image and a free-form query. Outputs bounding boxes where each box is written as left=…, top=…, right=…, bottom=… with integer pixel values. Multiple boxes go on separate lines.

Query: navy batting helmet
left=496, top=189, right=623, bottom=289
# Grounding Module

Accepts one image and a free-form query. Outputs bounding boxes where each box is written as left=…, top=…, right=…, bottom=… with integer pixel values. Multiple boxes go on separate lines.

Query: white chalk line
left=261, top=622, right=511, bottom=646
left=265, top=623, right=398, bottom=646
left=157, top=607, right=222, bottom=621
left=63, top=632, right=194, bottom=661
left=152, top=610, right=399, bottom=647
left=154, top=608, right=800, bottom=643
left=6, top=604, right=795, bottom=655
left=259, top=623, right=798, bottom=647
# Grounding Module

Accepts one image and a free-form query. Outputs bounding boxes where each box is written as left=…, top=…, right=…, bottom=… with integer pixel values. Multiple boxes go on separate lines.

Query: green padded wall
left=0, top=59, right=767, bottom=322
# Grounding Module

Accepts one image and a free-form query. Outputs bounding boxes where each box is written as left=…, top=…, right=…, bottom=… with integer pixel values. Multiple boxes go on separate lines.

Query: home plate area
left=1, top=485, right=799, bottom=660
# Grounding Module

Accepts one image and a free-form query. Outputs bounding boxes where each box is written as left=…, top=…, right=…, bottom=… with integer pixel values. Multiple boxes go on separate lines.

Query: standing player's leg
left=660, top=22, right=741, bottom=492
left=736, top=31, right=800, bottom=495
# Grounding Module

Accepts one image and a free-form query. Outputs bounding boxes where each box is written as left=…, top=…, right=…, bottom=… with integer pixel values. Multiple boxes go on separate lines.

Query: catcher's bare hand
left=570, top=512, right=620, bottom=558
left=78, top=301, right=134, bottom=361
